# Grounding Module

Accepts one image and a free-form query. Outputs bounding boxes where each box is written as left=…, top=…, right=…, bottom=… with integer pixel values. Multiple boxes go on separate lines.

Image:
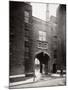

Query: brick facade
left=56, top=4, right=66, bottom=69
left=9, top=1, right=34, bottom=80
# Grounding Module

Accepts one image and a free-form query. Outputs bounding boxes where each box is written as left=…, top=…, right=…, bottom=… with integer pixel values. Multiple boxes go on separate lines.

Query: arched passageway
left=35, top=52, right=50, bottom=75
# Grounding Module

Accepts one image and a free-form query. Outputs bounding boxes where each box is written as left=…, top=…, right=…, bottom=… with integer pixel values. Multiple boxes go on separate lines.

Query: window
left=24, top=11, right=29, bottom=23
left=39, top=31, right=46, bottom=41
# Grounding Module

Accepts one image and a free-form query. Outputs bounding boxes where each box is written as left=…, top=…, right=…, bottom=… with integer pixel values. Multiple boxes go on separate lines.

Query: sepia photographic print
left=9, top=0, right=66, bottom=89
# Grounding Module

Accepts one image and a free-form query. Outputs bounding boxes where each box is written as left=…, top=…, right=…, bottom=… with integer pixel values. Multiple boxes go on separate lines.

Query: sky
left=31, top=3, right=59, bottom=21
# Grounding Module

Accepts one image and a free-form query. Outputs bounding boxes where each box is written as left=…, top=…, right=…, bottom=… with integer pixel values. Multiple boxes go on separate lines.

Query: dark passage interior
left=35, top=52, right=50, bottom=74
left=52, top=63, right=57, bottom=73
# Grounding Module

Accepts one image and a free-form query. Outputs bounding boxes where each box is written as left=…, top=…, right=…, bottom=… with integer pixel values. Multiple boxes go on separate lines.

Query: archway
left=35, top=52, right=50, bottom=75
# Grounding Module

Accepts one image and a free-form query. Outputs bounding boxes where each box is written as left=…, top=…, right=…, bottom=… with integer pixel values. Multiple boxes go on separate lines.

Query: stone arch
left=34, top=51, right=50, bottom=75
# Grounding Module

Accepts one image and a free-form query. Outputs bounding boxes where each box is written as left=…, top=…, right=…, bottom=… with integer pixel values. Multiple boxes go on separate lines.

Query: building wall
left=56, top=4, right=66, bottom=69
left=9, top=2, right=62, bottom=83
left=49, top=16, right=57, bottom=72
left=32, top=17, right=47, bottom=54
left=9, top=1, right=34, bottom=79
left=32, top=16, right=57, bottom=72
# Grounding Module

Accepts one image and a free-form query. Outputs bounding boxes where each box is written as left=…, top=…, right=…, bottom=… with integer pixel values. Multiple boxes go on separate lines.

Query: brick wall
left=9, top=1, right=34, bottom=77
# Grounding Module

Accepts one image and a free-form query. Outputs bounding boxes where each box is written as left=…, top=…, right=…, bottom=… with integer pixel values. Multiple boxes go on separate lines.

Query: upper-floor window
left=39, top=31, right=46, bottom=41
left=24, top=11, right=29, bottom=23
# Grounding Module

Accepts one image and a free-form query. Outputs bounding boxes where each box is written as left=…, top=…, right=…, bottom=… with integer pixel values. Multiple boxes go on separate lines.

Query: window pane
left=39, top=31, right=46, bottom=41
left=39, top=31, right=43, bottom=41
left=43, top=32, right=46, bottom=41
left=39, top=36, right=43, bottom=41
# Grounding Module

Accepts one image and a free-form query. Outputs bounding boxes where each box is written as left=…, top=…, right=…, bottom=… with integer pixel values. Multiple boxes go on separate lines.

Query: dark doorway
left=35, top=52, right=50, bottom=75
left=52, top=63, right=57, bottom=73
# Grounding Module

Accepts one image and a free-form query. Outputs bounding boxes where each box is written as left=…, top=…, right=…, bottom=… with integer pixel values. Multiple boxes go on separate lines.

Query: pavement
left=9, top=73, right=66, bottom=89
